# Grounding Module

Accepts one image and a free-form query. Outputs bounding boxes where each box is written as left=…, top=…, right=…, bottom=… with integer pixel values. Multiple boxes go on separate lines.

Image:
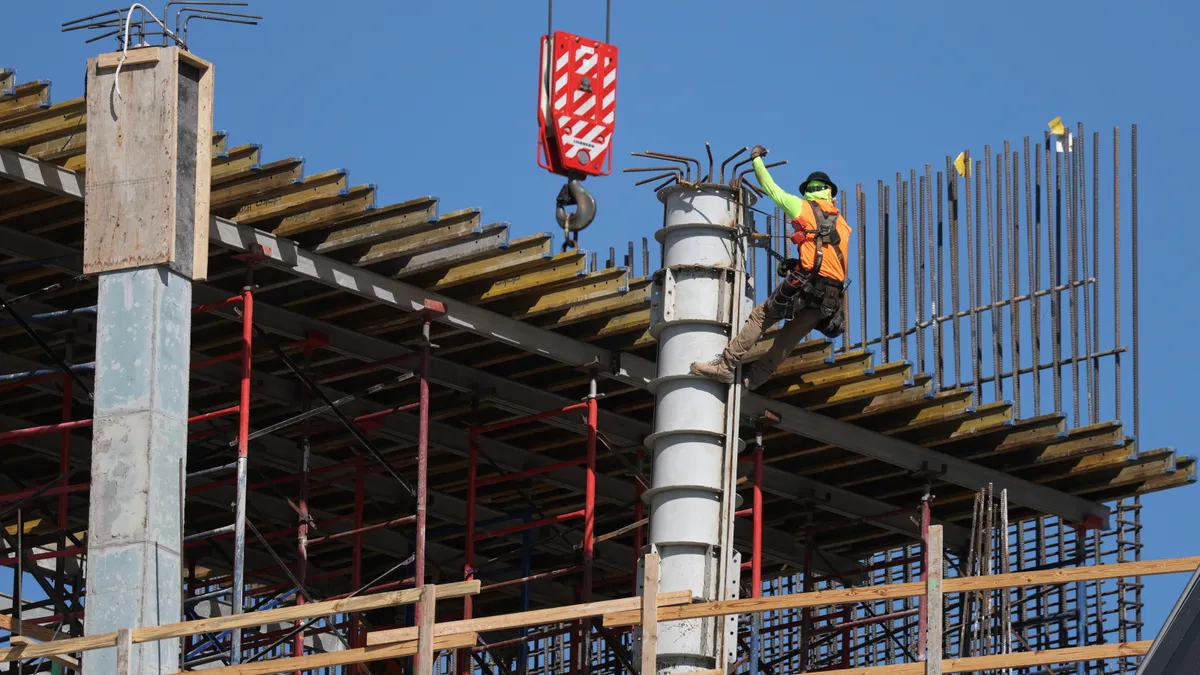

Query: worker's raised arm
left=751, top=153, right=805, bottom=221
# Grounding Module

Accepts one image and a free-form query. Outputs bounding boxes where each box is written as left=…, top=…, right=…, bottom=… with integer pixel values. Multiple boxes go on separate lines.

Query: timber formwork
left=0, top=67, right=1192, bottom=675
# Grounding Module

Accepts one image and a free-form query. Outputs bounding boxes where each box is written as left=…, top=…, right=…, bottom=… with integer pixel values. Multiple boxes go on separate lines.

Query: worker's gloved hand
left=751, top=144, right=768, bottom=160
left=776, top=257, right=799, bottom=277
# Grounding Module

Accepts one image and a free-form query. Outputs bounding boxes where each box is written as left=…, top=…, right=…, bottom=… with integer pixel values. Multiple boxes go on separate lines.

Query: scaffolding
left=0, top=49, right=1188, bottom=675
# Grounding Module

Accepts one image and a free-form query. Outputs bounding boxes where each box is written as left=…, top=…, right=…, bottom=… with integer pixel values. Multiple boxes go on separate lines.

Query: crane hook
left=555, top=177, right=596, bottom=251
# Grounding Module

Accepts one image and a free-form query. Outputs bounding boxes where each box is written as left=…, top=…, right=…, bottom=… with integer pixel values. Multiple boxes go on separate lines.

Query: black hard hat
left=799, top=171, right=838, bottom=198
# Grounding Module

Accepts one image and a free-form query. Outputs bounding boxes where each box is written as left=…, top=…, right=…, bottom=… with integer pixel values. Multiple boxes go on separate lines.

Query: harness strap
left=800, top=200, right=847, bottom=279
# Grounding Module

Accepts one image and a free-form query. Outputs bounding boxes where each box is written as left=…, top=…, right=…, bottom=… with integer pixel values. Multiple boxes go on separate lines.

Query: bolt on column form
left=643, top=176, right=755, bottom=675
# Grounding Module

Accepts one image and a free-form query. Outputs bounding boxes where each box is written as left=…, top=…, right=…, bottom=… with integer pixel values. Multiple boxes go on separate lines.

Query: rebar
left=880, top=182, right=890, bottom=362
left=1029, top=138, right=1041, bottom=415
left=947, top=159, right=962, bottom=389
left=898, top=174, right=909, bottom=362
left=1131, top=124, right=1140, bottom=448
left=1008, top=146, right=1021, bottom=418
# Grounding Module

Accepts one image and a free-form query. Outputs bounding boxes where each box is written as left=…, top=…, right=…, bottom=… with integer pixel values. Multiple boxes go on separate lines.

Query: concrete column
left=85, top=267, right=192, bottom=675
left=643, top=183, right=754, bottom=675
left=82, top=46, right=213, bottom=675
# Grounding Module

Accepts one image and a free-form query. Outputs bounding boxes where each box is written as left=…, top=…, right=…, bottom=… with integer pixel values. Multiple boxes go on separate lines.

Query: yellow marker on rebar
left=953, top=152, right=971, bottom=178
left=1048, top=116, right=1066, bottom=136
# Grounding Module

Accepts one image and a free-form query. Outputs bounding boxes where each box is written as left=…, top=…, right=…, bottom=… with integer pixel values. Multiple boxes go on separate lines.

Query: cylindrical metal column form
left=645, top=183, right=753, bottom=675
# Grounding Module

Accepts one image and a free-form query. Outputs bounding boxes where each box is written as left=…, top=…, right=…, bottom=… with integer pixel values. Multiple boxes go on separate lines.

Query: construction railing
left=363, top=541, right=1197, bottom=675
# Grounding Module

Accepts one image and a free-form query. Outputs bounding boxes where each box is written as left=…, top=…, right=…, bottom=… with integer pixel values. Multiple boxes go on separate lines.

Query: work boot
left=689, top=354, right=736, bottom=384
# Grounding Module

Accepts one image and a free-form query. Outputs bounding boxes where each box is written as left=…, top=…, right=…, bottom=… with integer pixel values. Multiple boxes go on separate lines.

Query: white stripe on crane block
left=577, top=56, right=597, bottom=75
left=555, top=95, right=567, bottom=110
left=554, top=73, right=568, bottom=93
left=556, top=53, right=569, bottom=71
left=574, top=97, right=595, bottom=117
left=602, top=92, right=615, bottom=111
left=602, top=112, right=614, bottom=125
left=603, top=70, right=616, bottom=88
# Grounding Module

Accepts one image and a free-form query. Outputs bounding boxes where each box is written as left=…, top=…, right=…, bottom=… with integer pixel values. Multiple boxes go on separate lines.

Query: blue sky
left=5, top=0, right=1198, bottom=639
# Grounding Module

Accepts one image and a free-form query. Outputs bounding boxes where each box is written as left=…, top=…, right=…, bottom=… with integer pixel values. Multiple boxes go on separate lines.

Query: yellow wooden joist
left=461, top=254, right=586, bottom=304
left=533, top=277, right=650, bottom=328
left=422, top=234, right=555, bottom=290
left=509, top=267, right=629, bottom=320
left=25, top=131, right=86, bottom=162
left=0, top=98, right=85, bottom=148
left=211, top=143, right=263, bottom=183
left=229, top=168, right=349, bottom=225
left=210, top=157, right=305, bottom=209
left=269, top=184, right=380, bottom=239
left=304, top=196, right=443, bottom=250
left=351, top=211, right=484, bottom=266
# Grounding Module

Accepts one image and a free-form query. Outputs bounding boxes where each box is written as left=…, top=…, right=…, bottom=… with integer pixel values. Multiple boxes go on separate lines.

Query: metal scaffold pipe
left=642, top=174, right=752, bottom=675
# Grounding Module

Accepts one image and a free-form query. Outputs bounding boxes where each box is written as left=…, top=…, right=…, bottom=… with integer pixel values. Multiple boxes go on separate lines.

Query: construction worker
left=690, top=145, right=851, bottom=390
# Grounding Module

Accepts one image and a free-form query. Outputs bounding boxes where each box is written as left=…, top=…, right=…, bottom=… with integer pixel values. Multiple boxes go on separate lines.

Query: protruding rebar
left=1131, top=124, right=1139, bottom=448
left=985, top=146, right=1002, bottom=401
left=947, top=157, right=962, bottom=390
left=965, top=152, right=980, bottom=404
left=1078, top=122, right=1094, bottom=425
left=1027, top=138, right=1040, bottom=415
left=925, top=165, right=936, bottom=385
left=898, top=173, right=909, bottom=362
left=1006, top=143, right=1020, bottom=417
left=880, top=181, right=890, bottom=362
left=1113, top=127, right=1121, bottom=421
left=935, top=166, right=944, bottom=391
left=858, top=185, right=868, bottom=357
left=1050, top=137, right=1063, bottom=412
left=721, top=147, right=747, bottom=184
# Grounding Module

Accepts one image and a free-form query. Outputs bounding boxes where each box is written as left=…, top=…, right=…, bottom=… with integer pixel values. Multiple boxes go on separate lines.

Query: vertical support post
left=231, top=285, right=253, bottom=663
left=800, top=512, right=814, bottom=672
left=417, top=584, right=438, bottom=675
left=353, top=457, right=365, bottom=646
left=925, top=525, right=944, bottom=675
left=641, top=552, right=659, bottom=675
left=116, top=628, right=134, bottom=675
left=417, top=315, right=433, bottom=590
left=294, top=344, right=312, bottom=668
left=749, top=426, right=764, bottom=675
left=577, top=375, right=599, bottom=675
left=918, top=484, right=931, bottom=659
left=459, top=427, right=479, bottom=675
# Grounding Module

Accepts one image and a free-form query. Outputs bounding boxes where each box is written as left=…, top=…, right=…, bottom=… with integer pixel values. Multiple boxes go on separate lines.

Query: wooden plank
left=366, top=590, right=693, bottom=646
left=416, top=585, right=437, bottom=675
left=230, top=168, right=348, bottom=224
left=811, top=641, right=1153, bottom=675
left=944, top=640, right=1153, bottom=672
left=925, top=525, right=942, bottom=675
left=604, top=583, right=924, bottom=628
left=115, top=628, right=132, bottom=675
left=605, top=557, right=1200, bottom=628
left=97, top=49, right=161, bottom=70
left=193, top=631, right=478, bottom=675
left=8, top=637, right=79, bottom=670
left=0, top=613, right=58, bottom=642
left=192, top=53, right=214, bottom=280
left=640, top=553, right=659, bottom=675
left=0, top=581, right=480, bottom=663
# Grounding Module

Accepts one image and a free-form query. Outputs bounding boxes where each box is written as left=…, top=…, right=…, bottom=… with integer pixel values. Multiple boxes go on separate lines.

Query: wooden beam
left=188, top=632, right=479, bottom=675
left=603, top=557, right=1200, bottom=628
left=8, top=638, right=78, bottom=670
left=0, top=613, right=58, bottom=642
left=924, top=525, right=942, bottom=675
left=115, top=628, right=132, bottom=675
left=366, top=591, right=693, bottom=647
left=942, top=556, right=1200, bottom=594
left=416, top=585, right=437, bottom=675
left=0, top=582, right=479, bottom=663
left=603, top=583, right=923, bottom=628
left=640, top=553, right=659, bottom=675
left=810, top=641, right=1153, bottom=675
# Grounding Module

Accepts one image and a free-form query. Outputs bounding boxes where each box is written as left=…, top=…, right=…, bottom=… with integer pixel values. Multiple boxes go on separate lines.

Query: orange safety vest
left=789, top=200, right=852, bottom=281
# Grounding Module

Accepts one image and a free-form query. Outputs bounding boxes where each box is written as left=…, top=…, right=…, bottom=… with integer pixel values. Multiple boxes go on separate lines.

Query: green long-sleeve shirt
left=753, top=156, right=808, bottom=221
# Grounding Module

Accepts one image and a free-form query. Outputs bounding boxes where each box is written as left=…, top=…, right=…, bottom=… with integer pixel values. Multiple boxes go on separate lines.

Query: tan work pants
left=723, top=298, right=824, bottom=390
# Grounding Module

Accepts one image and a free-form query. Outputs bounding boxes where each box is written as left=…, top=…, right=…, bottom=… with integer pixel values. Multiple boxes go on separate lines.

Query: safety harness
left=769, top=200, right=848, bottom=337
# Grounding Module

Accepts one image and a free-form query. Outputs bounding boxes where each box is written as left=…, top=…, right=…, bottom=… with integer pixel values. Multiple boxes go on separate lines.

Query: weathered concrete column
left=83, top=46, right=213, bottom=675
